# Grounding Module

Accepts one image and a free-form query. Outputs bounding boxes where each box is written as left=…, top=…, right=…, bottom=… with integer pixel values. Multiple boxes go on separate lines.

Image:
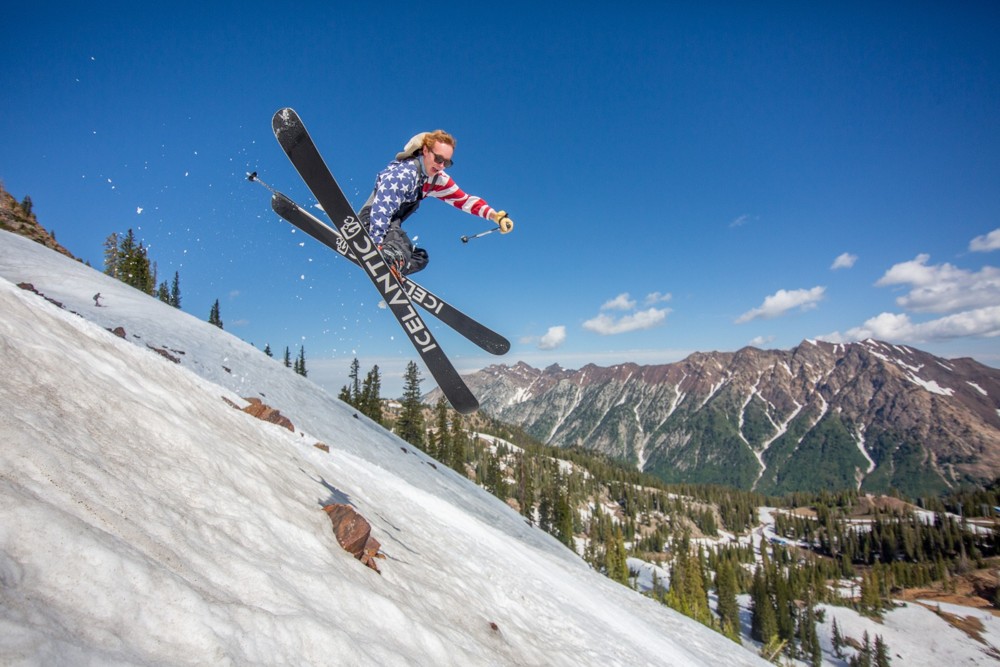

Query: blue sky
left=3, top=2, right=999, bottom=397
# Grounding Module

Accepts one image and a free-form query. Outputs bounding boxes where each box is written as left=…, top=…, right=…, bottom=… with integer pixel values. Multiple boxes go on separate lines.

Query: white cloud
left=970, top=228, right=1000, bottom=252
left=876, top=254, right=1000, bottom=313
left=821, top=305, right=1000, bottom=343
left=583, top=307, right=669, bottom=335
left=748, top=335, right=775, bottom=347
left=584, top=291, right=672, bottom=335
left=831, top=252, right=857, bottom=270
left=601, top=293, right=636, bottom=311
left=730, top=214, right=754, bottom=228
left=735, top=286, right=826, bottom=324
left=822, top=249, right=1000, bottom=346
left=644, top=291, right=672, bottom=305
left=538, top=326, right=567, bottom=350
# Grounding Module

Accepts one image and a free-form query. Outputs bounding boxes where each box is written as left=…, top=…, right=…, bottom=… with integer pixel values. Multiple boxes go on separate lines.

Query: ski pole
left=247, top=171, right=280, bottom=195
left=460, top=227, right=501, bottom=244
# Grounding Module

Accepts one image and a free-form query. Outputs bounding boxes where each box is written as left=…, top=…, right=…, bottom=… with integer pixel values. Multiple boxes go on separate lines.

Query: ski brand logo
left=403, top=283, right=443, bottom=315
left=335, top=236, right=350, bottom=257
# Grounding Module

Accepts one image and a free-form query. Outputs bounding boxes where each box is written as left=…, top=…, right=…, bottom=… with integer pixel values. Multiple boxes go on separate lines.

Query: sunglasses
left=427, top=149, right=453, bottom=169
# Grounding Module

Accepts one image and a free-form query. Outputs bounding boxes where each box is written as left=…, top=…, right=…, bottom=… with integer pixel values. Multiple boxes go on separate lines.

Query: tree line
left=104, top=228, right=309, bottom=377
left=338, top=359, right=1000, bottom=664
left=104, top=230, right=181, bottom=307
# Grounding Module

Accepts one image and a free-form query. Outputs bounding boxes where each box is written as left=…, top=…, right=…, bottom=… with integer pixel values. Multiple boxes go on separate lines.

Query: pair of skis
left=268, top=108, right=505, bottom=414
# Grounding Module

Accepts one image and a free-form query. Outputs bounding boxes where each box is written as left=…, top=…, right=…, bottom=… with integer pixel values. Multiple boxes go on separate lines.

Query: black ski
left=266, top=189, right=509, bottom=356
left=272, top=107, right=479, bottom=414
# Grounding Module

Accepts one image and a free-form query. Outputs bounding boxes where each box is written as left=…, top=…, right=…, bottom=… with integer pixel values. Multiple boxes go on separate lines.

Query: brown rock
left=323, top=503, right=382, bottom=573
left=241, top=397, right=294, bottom=432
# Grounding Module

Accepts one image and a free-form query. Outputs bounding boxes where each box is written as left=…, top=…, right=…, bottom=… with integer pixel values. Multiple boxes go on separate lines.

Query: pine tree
left=751, top=567, right=777, bottom=644
left=156, top=281, right=170, bottom=303
left=873, top=634, right=891, bottom=667
left=774, top=571, right=796, bottom=646
left=283, top=347, right=291, bottom=368
left=148, top=258, right=158, bottom=295
left=605, top=526, right=629, bottom=585
left=118, top=229, right=136, bottom=276
left=850, top=631, right=873, bottom=667
left=395, top=361, right=425, bottom=447
left=715, top=559, right=741, bottom=641
left=666, top=535, right=712, bottom=626
left=103, top=232, right=120, bottom=278
left=832, top=617, right=845, bottom=658
left=859, top=570, right=882, bottom=616
left=538, top=486, right=553, bottom=534
left=294, top=346, right=307, bottom=377
left=515, top=452, right=535, bottom=521
left=115, top=230, right=154, bottom=293
left=208, top=299, right=223, bottom=328
left=448, top=413, right=468, bottom=472
left=342, top=358, right=361, bottom=407
left=481, top=451, right=505, bottom=497
left=431, top=398, right=451, bottom=460
left=358, top=365, right=383, bottom=424
left=554, top=490, right=575, bottom=548
left=797, top=601, right=821, bottom=667
left=650, top=568, right=667, bottom=603
left=104, top=229, right=154, bottom=293
left=170, top=271, right=181, bottom=308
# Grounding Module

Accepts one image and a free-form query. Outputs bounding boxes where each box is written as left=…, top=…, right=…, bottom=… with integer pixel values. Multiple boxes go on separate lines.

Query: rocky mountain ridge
left=438, top=340, right=1000, bottom=496
left=0, top=182, right=76, bottom=260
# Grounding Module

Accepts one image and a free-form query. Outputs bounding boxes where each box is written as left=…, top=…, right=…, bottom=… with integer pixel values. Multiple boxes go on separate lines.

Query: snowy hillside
left=0, top=228, right=769, bottom=665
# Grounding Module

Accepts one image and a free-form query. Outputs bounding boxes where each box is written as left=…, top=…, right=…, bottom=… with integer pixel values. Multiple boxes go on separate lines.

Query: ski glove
left=492, top=210, right=514, bottom=234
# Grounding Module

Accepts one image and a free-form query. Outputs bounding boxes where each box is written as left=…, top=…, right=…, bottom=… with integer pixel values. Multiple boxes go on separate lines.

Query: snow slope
left=0, top=227, right=768, bottom=665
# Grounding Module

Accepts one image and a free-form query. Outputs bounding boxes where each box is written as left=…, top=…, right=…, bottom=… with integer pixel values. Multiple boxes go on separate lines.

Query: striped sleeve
left=423, top=173, right=495, bottom=221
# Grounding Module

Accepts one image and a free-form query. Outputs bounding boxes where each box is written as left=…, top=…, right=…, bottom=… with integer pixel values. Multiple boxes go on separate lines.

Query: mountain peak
left=451, top=341, right=1000, bottom=496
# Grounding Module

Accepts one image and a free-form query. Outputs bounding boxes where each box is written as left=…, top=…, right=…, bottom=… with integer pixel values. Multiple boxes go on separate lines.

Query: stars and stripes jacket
left=363, top=156, right=495, bottom=244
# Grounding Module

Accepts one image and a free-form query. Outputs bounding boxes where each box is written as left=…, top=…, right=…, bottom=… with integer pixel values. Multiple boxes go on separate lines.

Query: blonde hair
left=395, top=130, right=457, bottom=161
left=422, top=130, right=455, bottom=150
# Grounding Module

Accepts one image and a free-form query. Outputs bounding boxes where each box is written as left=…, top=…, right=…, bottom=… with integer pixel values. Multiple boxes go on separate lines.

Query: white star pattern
left=367, top=159, right=424, bottom=243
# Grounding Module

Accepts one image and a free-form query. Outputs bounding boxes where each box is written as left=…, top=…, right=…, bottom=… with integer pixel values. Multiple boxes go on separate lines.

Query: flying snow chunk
left=136, top=207, right=143, bottom=215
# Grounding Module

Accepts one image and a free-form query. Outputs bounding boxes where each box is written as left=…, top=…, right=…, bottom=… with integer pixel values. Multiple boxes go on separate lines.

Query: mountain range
left=437, top=342, right=1000, bottom=497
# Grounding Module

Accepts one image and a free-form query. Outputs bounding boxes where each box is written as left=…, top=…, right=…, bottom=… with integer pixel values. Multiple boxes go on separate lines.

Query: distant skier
left=358, top=130, right=514, bottom=276
left=93, top=292, right=102, bottom=307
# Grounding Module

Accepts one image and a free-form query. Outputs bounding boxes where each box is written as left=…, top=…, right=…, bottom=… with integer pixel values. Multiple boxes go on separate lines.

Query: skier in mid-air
left=358, top=130, right=514, bottom=276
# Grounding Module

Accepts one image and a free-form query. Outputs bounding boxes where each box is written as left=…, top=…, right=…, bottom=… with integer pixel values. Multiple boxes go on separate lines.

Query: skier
left=358, top=130, right=513, bottom=276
